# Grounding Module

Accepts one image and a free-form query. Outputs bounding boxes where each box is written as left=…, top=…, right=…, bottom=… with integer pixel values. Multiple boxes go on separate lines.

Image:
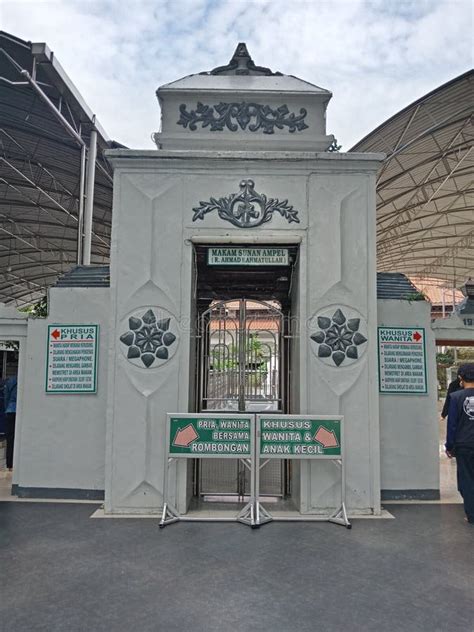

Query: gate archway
left=196, top=298, right=287, bottom=498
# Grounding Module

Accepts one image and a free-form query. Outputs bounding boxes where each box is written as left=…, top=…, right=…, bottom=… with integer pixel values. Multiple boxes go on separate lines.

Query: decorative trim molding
left=177, top=102, right=308, bottom=134
left=12, top=485, right=104, bottom=500
left=192, top=179, right=300, bottom=228
left=381, top=489, right=440, bottom=501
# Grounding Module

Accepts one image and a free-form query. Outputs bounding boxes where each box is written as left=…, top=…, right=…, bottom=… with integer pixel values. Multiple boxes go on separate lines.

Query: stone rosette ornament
left=310, top=307, right=367, bottom=367
left=119, top=308, right=178, bottom=368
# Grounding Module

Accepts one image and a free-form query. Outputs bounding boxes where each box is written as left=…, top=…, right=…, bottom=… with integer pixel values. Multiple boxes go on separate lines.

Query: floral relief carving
left=119, top=308, right=178, bottom=369
left=310, top=308, right=367, bottom=367
left=192, top=179, right=300, bottom=228
left=178, top=102, right=308, bottom=134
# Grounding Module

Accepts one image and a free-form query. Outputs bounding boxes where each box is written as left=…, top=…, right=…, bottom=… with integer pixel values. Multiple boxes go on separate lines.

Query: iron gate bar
left=198, top=298, right=285, bottom=412
left=196, top=298, right=287, bottom=499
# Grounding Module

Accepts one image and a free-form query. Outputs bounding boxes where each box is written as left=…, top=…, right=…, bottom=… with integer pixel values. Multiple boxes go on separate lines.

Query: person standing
left=4, top=374, right=17, bottom=471
left=446, top=363, right=474, bottom=525
left=0, top=376, right=6, bottom=437
left=441, top=370, right=462, bottom=419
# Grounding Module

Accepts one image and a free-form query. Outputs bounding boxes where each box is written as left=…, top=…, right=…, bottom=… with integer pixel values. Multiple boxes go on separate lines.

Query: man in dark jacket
left=446, top=363, right=474, bottom=524
left=4, top=374, right=17, bottom=471
left=441, top=370, right=462, bottom=419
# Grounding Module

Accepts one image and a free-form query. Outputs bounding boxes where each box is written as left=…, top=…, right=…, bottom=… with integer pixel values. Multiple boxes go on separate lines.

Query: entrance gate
left=196, top=298, right=287, bottom=498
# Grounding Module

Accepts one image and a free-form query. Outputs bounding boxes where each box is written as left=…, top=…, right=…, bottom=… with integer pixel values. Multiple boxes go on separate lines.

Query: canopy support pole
left=83, top=125, right=97, bottom=265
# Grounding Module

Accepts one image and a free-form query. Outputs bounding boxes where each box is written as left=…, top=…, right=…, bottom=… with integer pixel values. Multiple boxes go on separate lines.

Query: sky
left=1, top=0, right=472, bottom=149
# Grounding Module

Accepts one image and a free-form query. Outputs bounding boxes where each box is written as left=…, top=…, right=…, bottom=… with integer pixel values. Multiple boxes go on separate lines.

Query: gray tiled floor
left=1, top=502, right=472, bottom=632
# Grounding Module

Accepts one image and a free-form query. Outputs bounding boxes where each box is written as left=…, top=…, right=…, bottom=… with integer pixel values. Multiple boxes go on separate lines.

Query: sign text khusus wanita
left=378, top=327, right=427, bottom=394
left=258, top=416, right=342, bottom=458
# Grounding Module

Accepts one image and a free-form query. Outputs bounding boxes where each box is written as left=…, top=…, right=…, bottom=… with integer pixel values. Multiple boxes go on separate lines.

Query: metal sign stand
left=327, top=460, right=351, bottom=528
left=237, top=454, right=272, bottom=529
left=254, top=458, right=278, bottom=527
left=255, top=415, right=351, bottom=529
left=160, top=456, right=181, bottom=528
left=160, top=413, right=352, bottom=529
left=235, top=457, right=257, bottom=527
left=160, top=413, right=257, bottom=529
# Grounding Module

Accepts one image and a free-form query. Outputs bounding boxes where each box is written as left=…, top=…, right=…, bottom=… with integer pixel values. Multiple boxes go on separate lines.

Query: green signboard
left=258, top=415, right=342, bottom=458
left=378, top=327, right=427, bottom=394
left=46, top=324, right=98, bottom=394
left=207, top=247, right=289, bottom=266
left=168, top=414, right=253, bottom=458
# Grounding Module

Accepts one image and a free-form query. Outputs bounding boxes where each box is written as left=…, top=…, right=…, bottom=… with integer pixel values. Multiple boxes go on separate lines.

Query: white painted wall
left=104, top=166, right=193, bottom=513
left=14, top=287, right=109, bottom=495
left=378, top=299, right=439, bottom=497
left=105, top=150, right=382, bottom=514
left=300, top=170, right=380, bottom=514
left=432, top=308, right=474, bottom=343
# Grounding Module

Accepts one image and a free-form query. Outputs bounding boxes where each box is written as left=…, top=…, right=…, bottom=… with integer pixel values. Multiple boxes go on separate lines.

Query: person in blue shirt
left=4, top=374, right=17, bottom=471
left=446, top=363, right=474, bottom=525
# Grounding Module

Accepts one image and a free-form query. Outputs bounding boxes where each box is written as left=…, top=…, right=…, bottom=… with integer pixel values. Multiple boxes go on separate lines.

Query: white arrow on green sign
left=258, top=416, right=342, bottom=458
left=168, top=415, right=253, bottom=458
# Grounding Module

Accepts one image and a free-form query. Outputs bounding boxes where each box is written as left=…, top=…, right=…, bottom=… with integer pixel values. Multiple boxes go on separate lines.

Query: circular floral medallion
left=119, top=307, right=178, bottom=368
left=309, top=307, right=367, bottom=367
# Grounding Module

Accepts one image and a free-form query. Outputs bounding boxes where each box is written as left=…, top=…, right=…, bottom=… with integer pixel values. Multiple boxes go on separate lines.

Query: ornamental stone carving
left=192, top=179, right=300, bottom=228
left=119, top=307, right=178, bottom=369
left=310, top=307, right=367, bottom=367
left=209, top=42, right=280, bottom=76
left=178, top=102, right=308, bottom=134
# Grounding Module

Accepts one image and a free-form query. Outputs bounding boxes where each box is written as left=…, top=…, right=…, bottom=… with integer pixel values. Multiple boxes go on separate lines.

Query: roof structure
left=160, top=42, right=331, bottom=95
left=0, top=31, right=471, bottom=306
left=375, top=272, right=421, bottom=300
left=54, top=265, right=110, bottom=288
left=352, top=70, right=474, bottom=288
left=58, top=265, right=423, bottom=303
left=0, top=31, right=115, bottom=306
left=410, top=276, right=464, bottom=306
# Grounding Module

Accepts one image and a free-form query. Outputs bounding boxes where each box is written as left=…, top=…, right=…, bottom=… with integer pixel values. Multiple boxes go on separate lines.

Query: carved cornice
left=178, top=102, right=308, bottom=134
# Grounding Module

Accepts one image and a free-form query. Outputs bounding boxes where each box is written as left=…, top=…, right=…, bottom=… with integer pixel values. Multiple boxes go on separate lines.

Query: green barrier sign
left=258, top=416, right=342, bottom=458
left=162, top=413, right=349, bottom=530
left=168, top=415, right=252, bottom=458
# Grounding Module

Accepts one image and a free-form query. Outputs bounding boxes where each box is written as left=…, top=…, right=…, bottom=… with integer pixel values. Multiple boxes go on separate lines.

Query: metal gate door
left=197, top=299, right=286, bottom=498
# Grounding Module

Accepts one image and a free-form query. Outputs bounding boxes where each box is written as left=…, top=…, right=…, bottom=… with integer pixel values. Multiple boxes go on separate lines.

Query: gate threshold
left=180, top=499, right=394, bottom=522
left=178, top=512, right=395, bottom=522
left=90, top=507, right=394, bottom=520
